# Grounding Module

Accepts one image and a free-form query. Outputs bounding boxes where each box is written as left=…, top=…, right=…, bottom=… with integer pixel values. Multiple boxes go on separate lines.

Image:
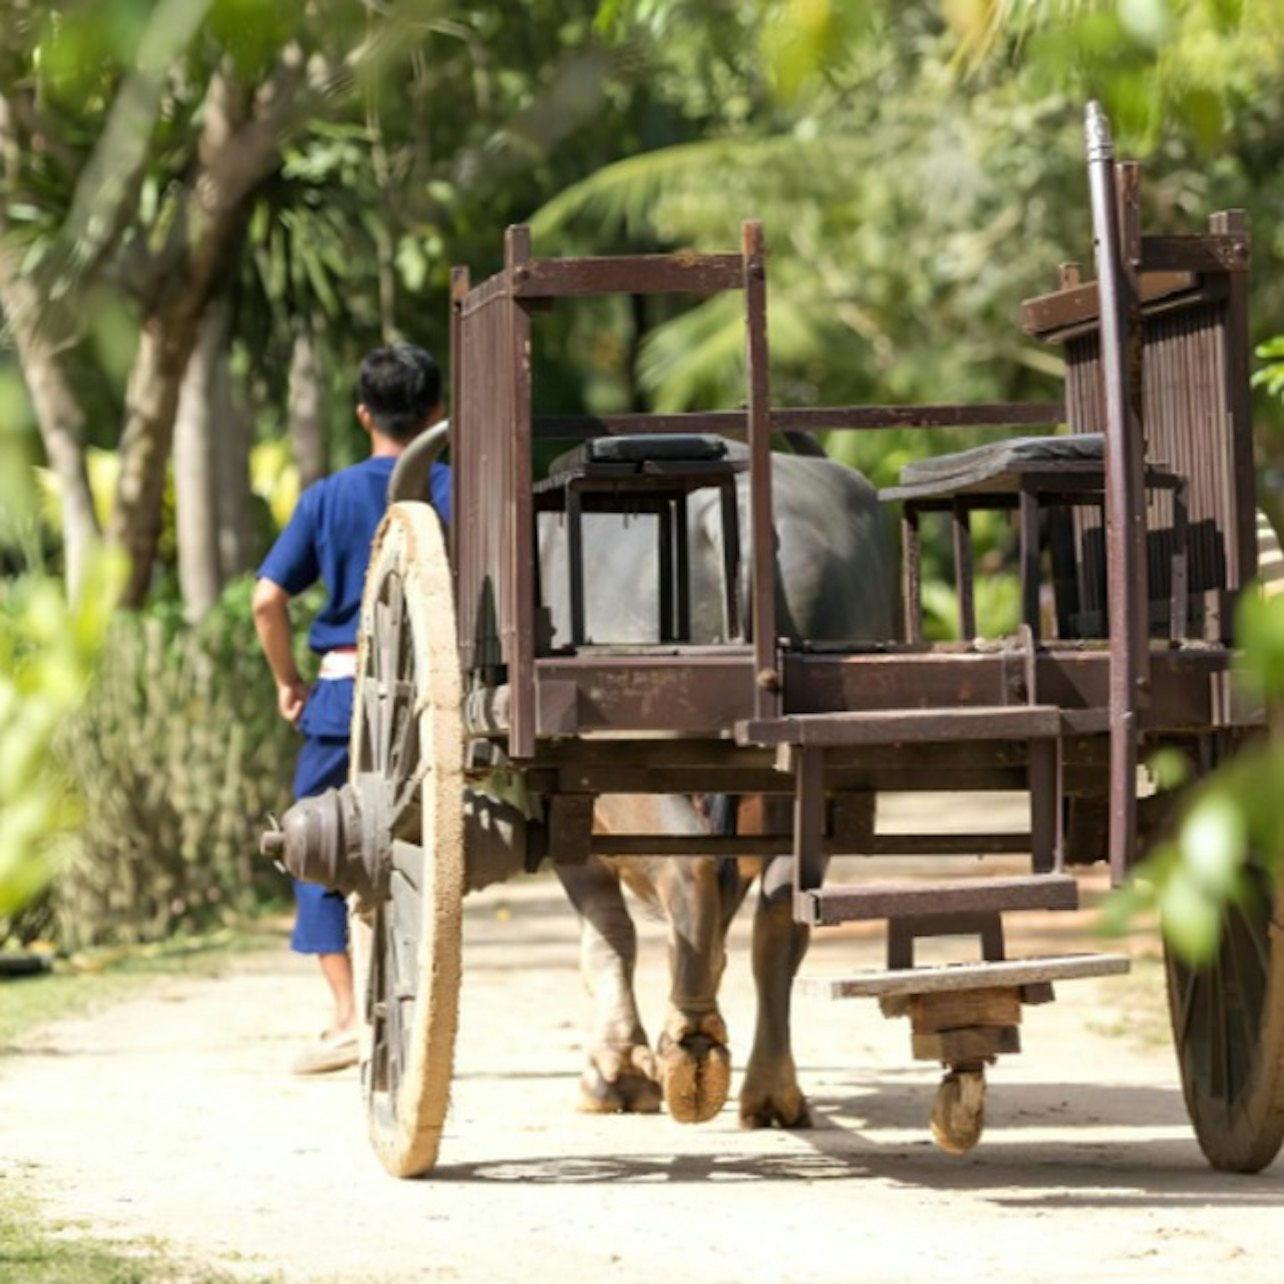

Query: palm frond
left=532, top=134, right=870, bottom=249
left=636, top=288, right=837, bottom=411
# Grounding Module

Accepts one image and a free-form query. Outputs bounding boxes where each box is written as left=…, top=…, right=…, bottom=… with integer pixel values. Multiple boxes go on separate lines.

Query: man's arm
left=252, top=577, right=309, bottom=724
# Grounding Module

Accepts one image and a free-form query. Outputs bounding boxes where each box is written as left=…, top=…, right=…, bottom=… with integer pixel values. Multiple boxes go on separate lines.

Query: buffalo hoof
left=578, top=1044, right=662, bottom=1115
left=657, top=1032, right=731, bottom=1124
left=739, top=1087, right=811, bottom=1130
left=739, top=1050, right=812, bottom=1130
left=738, top=1067, right=812, bottom=1130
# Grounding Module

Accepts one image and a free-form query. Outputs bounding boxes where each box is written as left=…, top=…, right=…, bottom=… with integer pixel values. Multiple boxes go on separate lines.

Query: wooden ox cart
left=263, top=102, right=1283, bottom=1178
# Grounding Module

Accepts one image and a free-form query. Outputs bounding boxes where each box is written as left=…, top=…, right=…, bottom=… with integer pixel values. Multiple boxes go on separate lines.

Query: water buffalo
left=540, top=441, right=895, bottom=1127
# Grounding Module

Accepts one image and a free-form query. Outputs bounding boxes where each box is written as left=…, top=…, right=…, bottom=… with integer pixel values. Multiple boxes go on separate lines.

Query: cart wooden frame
left=264, top=103, right=1284, bottom=1179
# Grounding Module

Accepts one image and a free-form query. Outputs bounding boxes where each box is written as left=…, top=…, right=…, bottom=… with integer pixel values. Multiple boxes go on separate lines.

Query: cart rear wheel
left=351, top=501, right=464, bottom=1178
left=1165, top=863, right=1284, bottom=1172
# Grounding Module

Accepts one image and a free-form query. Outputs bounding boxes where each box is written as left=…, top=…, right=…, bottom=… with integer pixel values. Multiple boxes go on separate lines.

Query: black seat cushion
left=549, top=433, right=728, bottom=476
left=894, top=433, right=1104, bottom=492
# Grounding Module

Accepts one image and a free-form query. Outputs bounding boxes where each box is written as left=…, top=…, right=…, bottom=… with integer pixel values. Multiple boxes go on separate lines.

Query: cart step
left=796, top=873, right=1078, bottom=926
left=797, top=952, right=1131, bottom=999
left=736, top=703, right=1061, bottom=748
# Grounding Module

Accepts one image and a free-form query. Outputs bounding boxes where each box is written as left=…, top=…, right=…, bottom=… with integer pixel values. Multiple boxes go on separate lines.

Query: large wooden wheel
left=1165, top=775, right=1284, bottom=1172
left=351, top=501, right=464, bottom=1178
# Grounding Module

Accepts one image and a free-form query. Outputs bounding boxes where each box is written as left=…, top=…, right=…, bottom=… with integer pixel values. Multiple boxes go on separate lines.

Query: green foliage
left=207, top=0, right=302, bottom=81
left=539, top=2, right=1284, bottom=471
left=758, top=0, right=874, bottom=104
left=7, top=0, right=1284, bottom=966
left=1106, top=741, right=1284, bottom=964
left=921, top=570, right=1021, bottom=641
left=537, top=11, right=1089, bottom=424
left=1106, top=587, right=1284, bottom=963
left=1014, top=0, right=1280, bottom=151
left=1234, top=588, right=1284, bottom=702
left=48, top=576, right=299, bottom=948
left=0, top=552, right=124, bottom=919
left=1252, top=335, right=1284, bottom=403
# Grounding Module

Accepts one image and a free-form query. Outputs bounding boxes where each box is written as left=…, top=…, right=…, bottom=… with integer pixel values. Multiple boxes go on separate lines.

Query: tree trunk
left=1, top=95, right=99, bottom=598
left=108, top=195, right=259, bottom=608
left=288, top=328, right=328, bottom=489
left=0, top=275, right=101, bottom=598
left=108, top=59, right=306, bottom=608
left=212, top=327, right=256, bottom=580
left=174, top=304, right=226, bottom=620
left=110, top=313, right=201, bottom=606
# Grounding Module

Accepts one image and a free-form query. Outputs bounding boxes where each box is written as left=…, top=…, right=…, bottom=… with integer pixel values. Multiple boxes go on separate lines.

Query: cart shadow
left=813, top=1074, right=1187, bottom=1132
left=432, top=1078, right=1284, bottom=1207
left=798, top=1080, right=1284, bottom=1206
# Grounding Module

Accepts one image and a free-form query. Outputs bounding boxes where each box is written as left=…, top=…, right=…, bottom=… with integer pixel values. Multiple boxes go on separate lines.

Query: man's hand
left=277, top=678, right=310, bottom=725
left=253, top=578, right=309, bottom=725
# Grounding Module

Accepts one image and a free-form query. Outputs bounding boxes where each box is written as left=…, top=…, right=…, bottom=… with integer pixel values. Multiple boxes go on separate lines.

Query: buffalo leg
left=740, top=797, right=815, bottom=1129
left=650, top=855, right=733, bottom=1124
left=556, top=858, right=662, bottom=1114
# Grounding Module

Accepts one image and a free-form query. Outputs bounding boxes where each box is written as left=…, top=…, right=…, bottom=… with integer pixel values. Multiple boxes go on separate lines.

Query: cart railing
left=451, top=222, right=785, bottom=757
left=451, top=265, right=1070, bottom=759
left=449, top=105, right=1253, bottom=828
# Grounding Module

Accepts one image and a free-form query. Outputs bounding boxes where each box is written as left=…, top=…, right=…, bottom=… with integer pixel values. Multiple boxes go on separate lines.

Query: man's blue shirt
left=258, top=454, right=450, bottom=738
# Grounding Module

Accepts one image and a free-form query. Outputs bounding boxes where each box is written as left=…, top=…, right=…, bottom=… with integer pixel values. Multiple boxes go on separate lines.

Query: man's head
left=357, top=343, right=442, bottom=443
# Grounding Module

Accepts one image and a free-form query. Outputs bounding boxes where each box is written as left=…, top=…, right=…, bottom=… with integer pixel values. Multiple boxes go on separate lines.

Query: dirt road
left=2, top=795, right=1282, bottom=1282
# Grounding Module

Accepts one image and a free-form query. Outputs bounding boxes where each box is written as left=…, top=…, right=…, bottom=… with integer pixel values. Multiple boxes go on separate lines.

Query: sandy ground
left=2, top=793, right=1283, bottom=1283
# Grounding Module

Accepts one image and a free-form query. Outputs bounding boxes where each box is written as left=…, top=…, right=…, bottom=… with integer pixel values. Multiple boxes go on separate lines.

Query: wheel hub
left=260, top=774, right=394, bottom=904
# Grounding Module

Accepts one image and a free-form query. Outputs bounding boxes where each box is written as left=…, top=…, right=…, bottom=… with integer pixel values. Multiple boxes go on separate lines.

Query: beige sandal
left=289, top=1027, right=359, bottom=1075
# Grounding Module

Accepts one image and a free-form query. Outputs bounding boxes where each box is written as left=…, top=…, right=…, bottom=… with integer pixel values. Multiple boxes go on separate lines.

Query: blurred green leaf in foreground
left=0, top=492, right=125, bottom=917
left=1106, top=589, right=1284, bottom=963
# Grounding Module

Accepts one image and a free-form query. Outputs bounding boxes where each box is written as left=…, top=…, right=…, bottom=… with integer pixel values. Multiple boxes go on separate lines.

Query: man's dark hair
left=357, top=343, right=442, bottom=442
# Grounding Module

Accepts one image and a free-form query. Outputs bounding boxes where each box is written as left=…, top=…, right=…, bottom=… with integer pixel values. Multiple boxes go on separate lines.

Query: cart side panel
left=454, top=261, right=535, bottom=755
left=1045, top=235, right=1253, bottom=642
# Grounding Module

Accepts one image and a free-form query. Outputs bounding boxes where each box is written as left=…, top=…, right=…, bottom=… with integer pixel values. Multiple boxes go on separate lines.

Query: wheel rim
left=1169, top=866, right=1273, bottom=1111
left=1166, top=862, right=1284, bottom=1171
left=351, top=503, right=464, bottom=1177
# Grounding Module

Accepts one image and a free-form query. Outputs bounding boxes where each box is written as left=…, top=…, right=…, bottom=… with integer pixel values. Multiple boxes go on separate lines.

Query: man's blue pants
left=289, top=735, right=349, bottom=955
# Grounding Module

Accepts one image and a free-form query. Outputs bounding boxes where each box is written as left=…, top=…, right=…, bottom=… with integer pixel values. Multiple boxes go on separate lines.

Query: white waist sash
left=318, top=649, right=358, bottom=680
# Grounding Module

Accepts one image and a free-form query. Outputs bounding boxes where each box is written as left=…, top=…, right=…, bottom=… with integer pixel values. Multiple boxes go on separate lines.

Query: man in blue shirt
left=253, top=343, right=450, bottom=1074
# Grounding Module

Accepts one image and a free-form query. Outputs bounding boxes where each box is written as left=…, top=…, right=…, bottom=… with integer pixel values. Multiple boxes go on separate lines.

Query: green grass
left=0, top=1187, right=277, bottom=1284
left=0, top=923, right=285, bottom=1049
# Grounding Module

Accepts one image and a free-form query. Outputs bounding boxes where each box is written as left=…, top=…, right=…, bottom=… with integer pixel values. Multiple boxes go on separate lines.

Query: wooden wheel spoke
left=389, top=872, right=422, bottom=991
left=382, top=916, right=404, bottom=1103
left=369, top=912, right=393, bottom=1093
left=1238, top=879, right=1272, bottom=976
left=362, top=677, right=386, bottom=773
left=1232, top=900, right=1269, bottom=1007
left=1176, top=962, right=1199, bottom=1050
left=386, top=679, right=419, bottom=787
left=1227, top=895, right=1274, bottom=1108
left=379, top=581, right=404, bottom=693
left=1213, top=947, right=1231, bottom=1104
left=1207, top=962, right=1225, bottom=1100
left=391, top=840, right=424, bottom=894
left=372, top=599, right=389, bottom=680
